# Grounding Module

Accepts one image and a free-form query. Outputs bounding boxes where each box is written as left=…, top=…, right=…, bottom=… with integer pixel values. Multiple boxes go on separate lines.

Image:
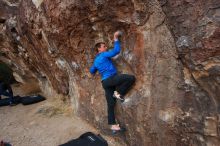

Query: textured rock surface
left=159, top=0, right=220, bottom=145
left=0, top=0, right=219, bottom=146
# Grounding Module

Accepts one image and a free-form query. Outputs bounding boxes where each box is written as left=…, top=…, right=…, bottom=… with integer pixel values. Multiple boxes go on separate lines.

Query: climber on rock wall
left=89, top=31, right=136, bottom=134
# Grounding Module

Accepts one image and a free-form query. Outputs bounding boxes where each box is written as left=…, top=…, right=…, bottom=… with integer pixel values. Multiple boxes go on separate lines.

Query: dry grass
left=12, top=82, right=73, bottom=117
left=37, top=95, right=73, bottom=117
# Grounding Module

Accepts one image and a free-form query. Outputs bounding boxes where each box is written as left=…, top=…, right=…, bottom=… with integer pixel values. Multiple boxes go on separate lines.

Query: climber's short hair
left=94, top=42, right=105, bottom=51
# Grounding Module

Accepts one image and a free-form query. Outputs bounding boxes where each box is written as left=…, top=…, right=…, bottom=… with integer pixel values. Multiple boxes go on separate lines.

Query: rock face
left=0, top=0, right=219, bottom=146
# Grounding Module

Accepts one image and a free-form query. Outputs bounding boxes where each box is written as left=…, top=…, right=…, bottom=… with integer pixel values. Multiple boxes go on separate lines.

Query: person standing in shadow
left=0, top=80, right=15, bottom=106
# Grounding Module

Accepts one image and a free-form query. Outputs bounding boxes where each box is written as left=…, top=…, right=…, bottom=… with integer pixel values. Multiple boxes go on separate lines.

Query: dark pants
left=102, top=74, right=135, bottom=125
left=0, top=82, right=14, bottom=103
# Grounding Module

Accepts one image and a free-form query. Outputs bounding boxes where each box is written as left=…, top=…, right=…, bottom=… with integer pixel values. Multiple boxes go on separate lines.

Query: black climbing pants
left=0, top=82, right=14, bottom=102
left=102, top=74, right=135, bottom=125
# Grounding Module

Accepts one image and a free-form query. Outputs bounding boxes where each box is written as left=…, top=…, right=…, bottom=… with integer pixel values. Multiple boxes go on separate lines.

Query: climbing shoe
left=113, top=91, right=125, bottom=103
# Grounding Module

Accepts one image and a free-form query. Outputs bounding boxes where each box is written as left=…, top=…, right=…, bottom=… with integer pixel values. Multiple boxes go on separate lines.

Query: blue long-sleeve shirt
left=90, top=40, right=121, bottom=80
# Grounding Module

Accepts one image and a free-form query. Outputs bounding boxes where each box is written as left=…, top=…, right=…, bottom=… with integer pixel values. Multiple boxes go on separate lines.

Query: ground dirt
left=0, top=83, right=125, bottom=146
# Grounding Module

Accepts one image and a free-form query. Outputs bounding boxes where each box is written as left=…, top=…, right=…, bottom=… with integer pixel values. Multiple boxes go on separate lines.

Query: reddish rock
left=0, top=0, right=220, bottom=146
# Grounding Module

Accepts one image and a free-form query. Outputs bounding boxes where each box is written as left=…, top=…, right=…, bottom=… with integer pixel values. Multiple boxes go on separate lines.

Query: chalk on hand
left=118, top=31, right=123, bottom=36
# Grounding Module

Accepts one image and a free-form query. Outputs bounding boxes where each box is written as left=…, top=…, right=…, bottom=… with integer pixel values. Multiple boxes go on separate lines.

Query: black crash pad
left=21, top=95, right=46, bottom=105
left=59, top=132, right=108, bottom=146
left=0, top=96, right=21, bottom=107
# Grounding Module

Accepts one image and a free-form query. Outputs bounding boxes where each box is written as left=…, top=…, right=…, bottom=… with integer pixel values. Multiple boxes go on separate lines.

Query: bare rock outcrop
left=0, top=0, right=219, bottom=146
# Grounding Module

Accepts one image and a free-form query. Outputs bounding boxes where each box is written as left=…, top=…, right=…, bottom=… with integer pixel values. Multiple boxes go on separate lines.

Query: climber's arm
left=90, top=65, right=97, bottom=75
